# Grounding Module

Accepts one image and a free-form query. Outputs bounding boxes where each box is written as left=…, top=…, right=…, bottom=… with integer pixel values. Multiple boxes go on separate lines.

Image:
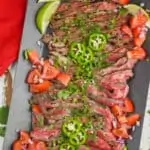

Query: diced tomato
left=121, top=25, right=133, bottom=38
left=117, top=115, right=128, bottom=124
left=35, top=141, right=47, bottom=150
left=111, top=105, right=122, bottom=116
left=126, top=114, right=140, bottom=126
left=26, top=69, right=41, bottom=84
left=132, top=27, right=142, bottom=37
left=42, top=60, right=59, bottom=80
left=28, top=143, right=35, bottom=150
left=118, top=0, right=129, bottom=5
left=32, top=105, right=41, bottom=114
left=56, top=72, right=71, bottom=86
left=19, top=131, right=30, bottom=144
left=26, top=50, right=41, bottom=65
left=130, top=10, right=148, bottom=29
left=120, top=123, right=132, bottom=130
left=134, top=35, right=146, bottom=47
left=28, top=141, right=47, bottom=150
left=127, top=47, right=146, bottom=60
left=124, top=98, right=134, bottom=113
left=12, top=140, right=22, bottom=150
left=112, top=127, right=129, bottom=139
left=29, top=81, right=51, bottom=93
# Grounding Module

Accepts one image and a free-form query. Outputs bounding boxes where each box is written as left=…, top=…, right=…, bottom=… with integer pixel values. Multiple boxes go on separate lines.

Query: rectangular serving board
left=3, top=0, right=150, bottom=149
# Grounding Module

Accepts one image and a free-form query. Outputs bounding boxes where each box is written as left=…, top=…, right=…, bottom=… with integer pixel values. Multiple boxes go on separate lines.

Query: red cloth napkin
left=0, top=0, right=27, bottom=75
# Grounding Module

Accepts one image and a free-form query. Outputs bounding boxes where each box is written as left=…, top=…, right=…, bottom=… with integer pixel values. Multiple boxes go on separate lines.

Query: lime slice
left=37, top=0, right=57, bottom=3
left=124, top=4, right=150, bottom=28
left=35, top=0, right=60, bottom=34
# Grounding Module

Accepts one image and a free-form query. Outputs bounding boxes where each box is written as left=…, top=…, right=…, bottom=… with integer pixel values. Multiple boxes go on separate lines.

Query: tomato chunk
left=32, top=105, right=41, bottom=114
left=134, top=35, right=146, bottom=47
left=117, top=115, right=128, bottom=124
left=56, top=73, right=71, bottom=86
left=112, top=127, right=129, bottom=139
left=26, top=69, right=41, bottom=84
left=126, top=114, right=140, bottom=126
left=124, top=98, right=134, bottom=113
left=127, top=47, right=146, bottom=60
left=28, top=141, right=47, bottom=150
left=118, top=0, right=129, bottom=5
left=111, top=105, right=122, bottom=116
left=29, top=81, right=51, bottom=93
left=121, top=25, right=132, bottom=38
left=42, top=60, right=59, bottom=80
left=25, top=50, right=41, bottom=65
left=130, top=10, right=148, bottom=29
left=19, top=131, right=30, bottom=144
left=13, top=140, right=22, bottom=150
left=132, top=27, right=142, bottom=37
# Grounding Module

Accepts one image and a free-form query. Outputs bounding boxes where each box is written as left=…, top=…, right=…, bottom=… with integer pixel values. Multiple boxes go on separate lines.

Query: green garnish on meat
left=57, top=83, right=79, bottom=99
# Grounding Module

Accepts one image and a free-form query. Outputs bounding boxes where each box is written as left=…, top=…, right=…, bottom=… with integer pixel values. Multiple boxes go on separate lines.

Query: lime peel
left=35, top=0, right=60, bottom=34
left=124, top=4, right=150, bottom=28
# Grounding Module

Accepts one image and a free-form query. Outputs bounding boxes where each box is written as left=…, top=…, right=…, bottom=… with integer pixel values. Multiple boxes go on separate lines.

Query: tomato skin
left=56, top=73, right=71, bottom=86
left=111, top=105, right=122, bottom=116
left=132, top=27, right=142, bottom=37
left=29, top=80, right=51, bottom=93
left=118, top=0, right=129, bottom=5
left=121, top=25, right=133, bottom=38
left=42, top=61, right=59, bottom=80
left=130, top=11, right=148, bottom=29
left=112, top=127, right=129, bottom=139
left=117, top=115, right=128, bottom=124
left=27, top=50, right=40, bottom=65
left=134, top=35, right=146, bottom=47
left=28, top=141, right=47, bottom=150
left=124, top=98, right=134, bottom=113
left=127, top=47, right=146, bottom=60
left=126, top=114, right=140, bottom=126
left=12, top=131, right=31, bottom=150
left=12, top=140, right=22, bottom=150
left=26, top=69, right=41, bottom=84
left=36, top=141, right=47, bottom=150
left=32, top=105, right=41, bottom=114
left=19, top=131, right=30, bottom=145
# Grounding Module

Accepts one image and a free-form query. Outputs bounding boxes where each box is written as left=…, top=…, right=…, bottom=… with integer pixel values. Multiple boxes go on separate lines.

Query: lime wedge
left=124, top=4, right=150, bottom=28
left=35, top=0, right=60, bottom=34
left=37, top=0, right=57, bottom=3
left=123, top=146, right=128, bottom=150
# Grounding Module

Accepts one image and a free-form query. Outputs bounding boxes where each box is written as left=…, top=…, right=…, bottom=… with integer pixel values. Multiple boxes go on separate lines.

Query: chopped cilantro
left=118, top=7, right=128, bottom=16
left=36, top=114, right=44, bottom=127
left=88, top=23, right=101, bottom=34
left=73, top=15, right=86, bottom=28
left=60, top=25, right=69, bottom=31
left=71, top=105, right=90, bottom=117
left=57, top=83, right=79, bottom=99
left=57, top=90, right=71, bottom=99
left=108, top=17, right=116, bottom=29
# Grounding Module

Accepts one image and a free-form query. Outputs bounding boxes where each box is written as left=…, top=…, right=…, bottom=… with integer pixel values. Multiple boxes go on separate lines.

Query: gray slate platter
left=3, top=0, right=150, bottom=149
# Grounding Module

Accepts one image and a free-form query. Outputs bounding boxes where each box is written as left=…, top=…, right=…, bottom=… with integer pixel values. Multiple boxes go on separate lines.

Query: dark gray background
left=3, top=0, right=150, bottom=149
